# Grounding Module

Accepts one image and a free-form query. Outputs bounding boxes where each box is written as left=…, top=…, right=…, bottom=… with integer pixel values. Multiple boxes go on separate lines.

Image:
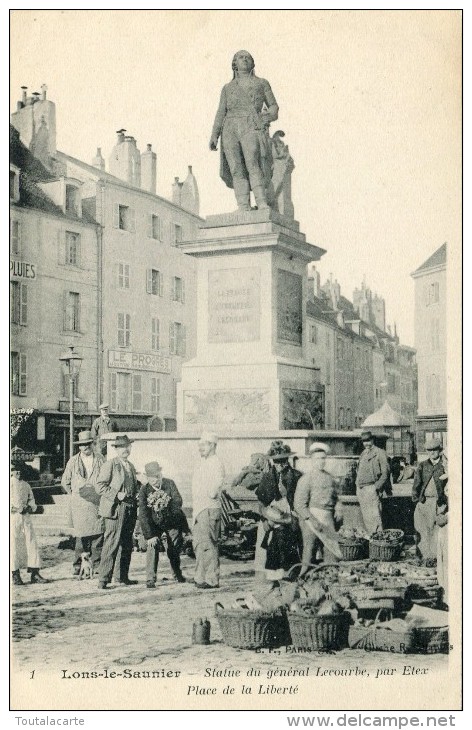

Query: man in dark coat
left=356, top=430, right=390, bottom=534
left=96, top=435, right=138, bottom=588
left=138, top=462, right=187, bottom=588
left=412, top=438, right=447, bottom=561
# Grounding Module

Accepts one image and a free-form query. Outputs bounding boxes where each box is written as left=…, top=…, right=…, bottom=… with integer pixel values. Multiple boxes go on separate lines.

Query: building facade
left=411, top=243, right=447, bottom=452
left=11, top=86, right=203, bottom=466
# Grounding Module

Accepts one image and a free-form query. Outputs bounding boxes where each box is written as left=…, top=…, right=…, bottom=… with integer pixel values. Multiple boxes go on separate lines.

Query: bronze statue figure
left=209, top=50, right=279, bottom=211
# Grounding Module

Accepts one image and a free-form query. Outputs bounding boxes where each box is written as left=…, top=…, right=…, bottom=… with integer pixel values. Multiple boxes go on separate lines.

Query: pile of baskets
left=215, top=602, right=290, bottom=650
left=338, top=536, right=369, bottom=561
left=369, top=529, right=404, bottom=561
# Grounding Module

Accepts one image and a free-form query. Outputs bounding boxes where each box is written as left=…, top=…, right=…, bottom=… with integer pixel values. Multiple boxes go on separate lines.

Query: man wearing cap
left=355, top=431, right=390, bottom=535
left=412, top=438, right=447, bottom=562
left=295, top=442, right=340, bottom=573
left=11, top=462, right=49, bottom=585
left=91, top=403, right=118, bottom=456
left=61, top=431, right=105, bottom=576
left=138, top=462, right=187, bottom=588
left=96, top=435, right=139, bottom=588
left=191, top=432, right=226, bottom=589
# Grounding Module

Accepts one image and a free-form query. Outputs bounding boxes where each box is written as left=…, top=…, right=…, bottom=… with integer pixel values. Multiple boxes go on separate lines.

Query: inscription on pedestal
left=277, top=270, right=303, bottom=345
left=208, top=267, right=261, bottom=343
left=184, top=388, right=271, bottom=425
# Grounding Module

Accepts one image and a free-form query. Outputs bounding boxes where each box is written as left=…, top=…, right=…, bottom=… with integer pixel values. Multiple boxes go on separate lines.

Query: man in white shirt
left=191, top=432, right=225, bottom=589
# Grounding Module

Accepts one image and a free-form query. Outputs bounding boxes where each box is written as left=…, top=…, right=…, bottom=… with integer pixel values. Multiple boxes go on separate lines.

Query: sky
left=9, top=9, right=462, bottom=346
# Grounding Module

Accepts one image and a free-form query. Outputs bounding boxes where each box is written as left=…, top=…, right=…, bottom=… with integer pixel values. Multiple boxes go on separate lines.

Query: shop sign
left=108, top=350, right=171, bottom=374
left=10, top=260, right=36, bottom=279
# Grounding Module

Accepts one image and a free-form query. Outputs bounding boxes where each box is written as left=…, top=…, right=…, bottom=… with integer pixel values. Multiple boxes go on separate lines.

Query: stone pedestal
left=176, top=209, right=326, bottom=432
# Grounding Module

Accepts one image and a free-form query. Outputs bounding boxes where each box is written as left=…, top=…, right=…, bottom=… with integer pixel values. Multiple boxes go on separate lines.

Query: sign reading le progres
left=108, top=350, right=171, bottom=374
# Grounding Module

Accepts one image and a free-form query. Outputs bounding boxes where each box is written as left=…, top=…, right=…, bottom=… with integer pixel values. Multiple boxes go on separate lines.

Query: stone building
left=411, top=243, right=447, bottom=452
left=10, top=86, right=202, bottom=463
left=10, top=122, right=99, bottom=466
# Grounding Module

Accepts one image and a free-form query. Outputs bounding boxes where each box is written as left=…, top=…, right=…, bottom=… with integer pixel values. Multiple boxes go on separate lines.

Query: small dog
left=78, top=552, right=93, bottom=580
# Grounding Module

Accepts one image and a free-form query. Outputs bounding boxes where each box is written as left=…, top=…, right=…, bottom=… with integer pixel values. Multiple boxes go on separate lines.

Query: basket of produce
left=287, top=565, right=350, bottom=651
left=369, top=529, right=404, bottom=561
left=215, top=601, right=290, bottom=650
left=337, top=527, right=369, bottom=561
left=348, top=609, right=415, bottom=653
left=413, top=625, right=449, bottom=654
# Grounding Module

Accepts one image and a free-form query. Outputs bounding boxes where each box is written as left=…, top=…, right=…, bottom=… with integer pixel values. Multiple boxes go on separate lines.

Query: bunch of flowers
left=147, top=488, right=171, bottom=516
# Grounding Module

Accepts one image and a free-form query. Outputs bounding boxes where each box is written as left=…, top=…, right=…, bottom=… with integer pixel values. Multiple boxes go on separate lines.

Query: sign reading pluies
left=108, top=350, right=171, bottom=374
left=10, top=261, right=36, bottom=279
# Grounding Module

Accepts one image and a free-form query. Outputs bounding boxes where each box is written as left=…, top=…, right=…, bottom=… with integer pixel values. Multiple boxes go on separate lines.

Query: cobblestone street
left=12, top=537, right=449, bottom=679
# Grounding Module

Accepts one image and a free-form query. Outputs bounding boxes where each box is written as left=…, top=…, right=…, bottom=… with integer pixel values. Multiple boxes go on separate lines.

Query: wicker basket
left=215, top=603, right=290, bottom=649
left=369, top=531, right=404, bottom=562
left=288, top=612, right=349, bottom=651
left=339, top=538, right=369, bottom=561
left=348, top=610, right=415, bottom=653
left=413, top=626, right=449, bottom=654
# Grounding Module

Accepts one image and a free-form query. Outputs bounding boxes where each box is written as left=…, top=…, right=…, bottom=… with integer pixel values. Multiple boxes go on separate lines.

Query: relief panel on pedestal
left=281, top=387, right=325, bottom=430
left=277, top=269, right=303, bottom=345
left=183, top=388, right=271, bottom=426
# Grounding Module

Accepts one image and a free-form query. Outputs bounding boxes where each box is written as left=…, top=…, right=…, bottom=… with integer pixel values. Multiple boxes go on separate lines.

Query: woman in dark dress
left=255, top=441, right=302, bottom=582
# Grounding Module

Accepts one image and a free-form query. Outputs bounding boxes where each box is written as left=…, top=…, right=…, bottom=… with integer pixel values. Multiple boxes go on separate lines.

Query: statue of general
left=209, top=50, right=279, bottom=211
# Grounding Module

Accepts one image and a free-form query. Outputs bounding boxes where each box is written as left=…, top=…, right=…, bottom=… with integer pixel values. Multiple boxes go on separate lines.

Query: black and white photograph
left=8, top=9, right=462, bottom=713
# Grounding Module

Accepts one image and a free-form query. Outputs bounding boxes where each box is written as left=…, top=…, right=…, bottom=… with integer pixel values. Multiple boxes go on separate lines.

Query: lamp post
left=59, top=346, right=83, bottom=460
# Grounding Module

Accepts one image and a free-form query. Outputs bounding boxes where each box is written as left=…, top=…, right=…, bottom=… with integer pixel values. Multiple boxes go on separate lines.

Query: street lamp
left=59, top=345, right=83, bottom=460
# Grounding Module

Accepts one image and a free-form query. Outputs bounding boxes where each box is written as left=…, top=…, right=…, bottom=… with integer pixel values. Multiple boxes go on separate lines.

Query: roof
left=362, top=400, right=410, bottom=427
left=57, top=151, right=205, bottom=222
left=412, top=243, right=447, bottom=276
left=10, top=125, right=97, bottom=224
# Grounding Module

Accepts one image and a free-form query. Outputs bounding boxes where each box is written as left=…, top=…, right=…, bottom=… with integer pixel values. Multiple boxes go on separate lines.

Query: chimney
left=308, top=265, right=321, bottom=298
left=141, top=143, right=157, bottom=194
left=172, top=177, right=183, bottom=206
left=41, top=84, right=47, bottom=101
left=21, top=86, right=27, bottom=106
left=11, top=83, right=57, bottom=163
left=32, top=92, right=40, bottom=103
left=92, top=147, right=105, bottom=171
left=180, top=165, right=200, bottom=214
left=109, top=130, right=141, bottom=187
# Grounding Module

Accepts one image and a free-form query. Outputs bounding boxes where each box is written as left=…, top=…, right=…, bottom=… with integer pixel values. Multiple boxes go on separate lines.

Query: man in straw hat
left=412, top=437, right=447, bottom=563
left=61, top=431, right=105, bottom=576
left=295, top=442, right=341, bottom=575
left=355, top=430, right=390, bottom=535
left=191, top=432, right=225, bottom=589
left=96, top=435, right=139, bottom=588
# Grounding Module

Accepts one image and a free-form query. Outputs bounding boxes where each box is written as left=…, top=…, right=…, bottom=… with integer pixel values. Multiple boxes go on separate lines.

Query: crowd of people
left=10, top=430, right=448, bottom=607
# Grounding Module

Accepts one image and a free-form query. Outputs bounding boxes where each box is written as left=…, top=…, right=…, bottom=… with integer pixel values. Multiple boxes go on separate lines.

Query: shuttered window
left=132, top=374, right=142, bottom=412
left=10, top=281, right=27, bottom=325
left=11, top=352, right=27, bottom=396
left=172, top=276, right=185, bottom=303
left=146, top=269, right=163, bottom=296
left=151, top=317, right=160, bottom=350
left=151, top=377, right=160, bottom=412
left=113, top=204, right=135, bottom=232
left=63, top=292, right=80, bottom=332
left=117, top=313, right=131, bottom=347
left=169, top=322, right=186, bottom=356
left=10, top=220, right=21, bottom=255
left=148, top=214, right=162, bottom=240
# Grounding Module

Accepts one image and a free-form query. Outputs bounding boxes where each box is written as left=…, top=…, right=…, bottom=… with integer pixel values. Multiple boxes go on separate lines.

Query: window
left=151, top=378, right=161, bottom=412
left=11, top=352, right=27, bottom=396
left=172, top=223, right=183, bottom=245
left=132, top=375, right=142, bottom=411
left=169, top=322, right=186, bottom=356
left=338, top=407, right=344, bottom=429
left=310, top=324, right=318, bottom=344
left=65, top=185, right=79, bottom=216
left=65, top=232, right=81, bottom=266
left=10, top=281, right=27, bottom=325
left=151, top=317, right=160, bottom=351
left=117, top=313, right=131, bottom=347
left=10, top=220, right=20, bottom=255
left=172, top=276, right=185, bottom=303
left=425, top=281, right=439, bottom=306
left=146, top=269, right=163, bottom=296
left=118, top=263, right=130, bottom=289
left=148, top=214, right=162, bottom=241
left=346, top=408, right=352, bottom=429
left=110, top=372, right=131, bottom=412
left=64, top=292, right=80, bottom=332
left=387, top=373, right=396, bottom=394
left=10, top=166, right=20, bottom=201
left=113, top=204, right=135, bottom=232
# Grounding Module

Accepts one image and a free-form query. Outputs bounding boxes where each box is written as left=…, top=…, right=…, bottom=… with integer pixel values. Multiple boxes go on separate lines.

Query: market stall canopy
left=362, top=401, right=410, bottom=428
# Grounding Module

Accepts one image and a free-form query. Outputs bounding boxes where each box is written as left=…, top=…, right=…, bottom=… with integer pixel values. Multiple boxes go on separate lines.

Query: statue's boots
left=252, top=185, right=270, bottom=210
left=234, top=179, right=251, bottom=211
